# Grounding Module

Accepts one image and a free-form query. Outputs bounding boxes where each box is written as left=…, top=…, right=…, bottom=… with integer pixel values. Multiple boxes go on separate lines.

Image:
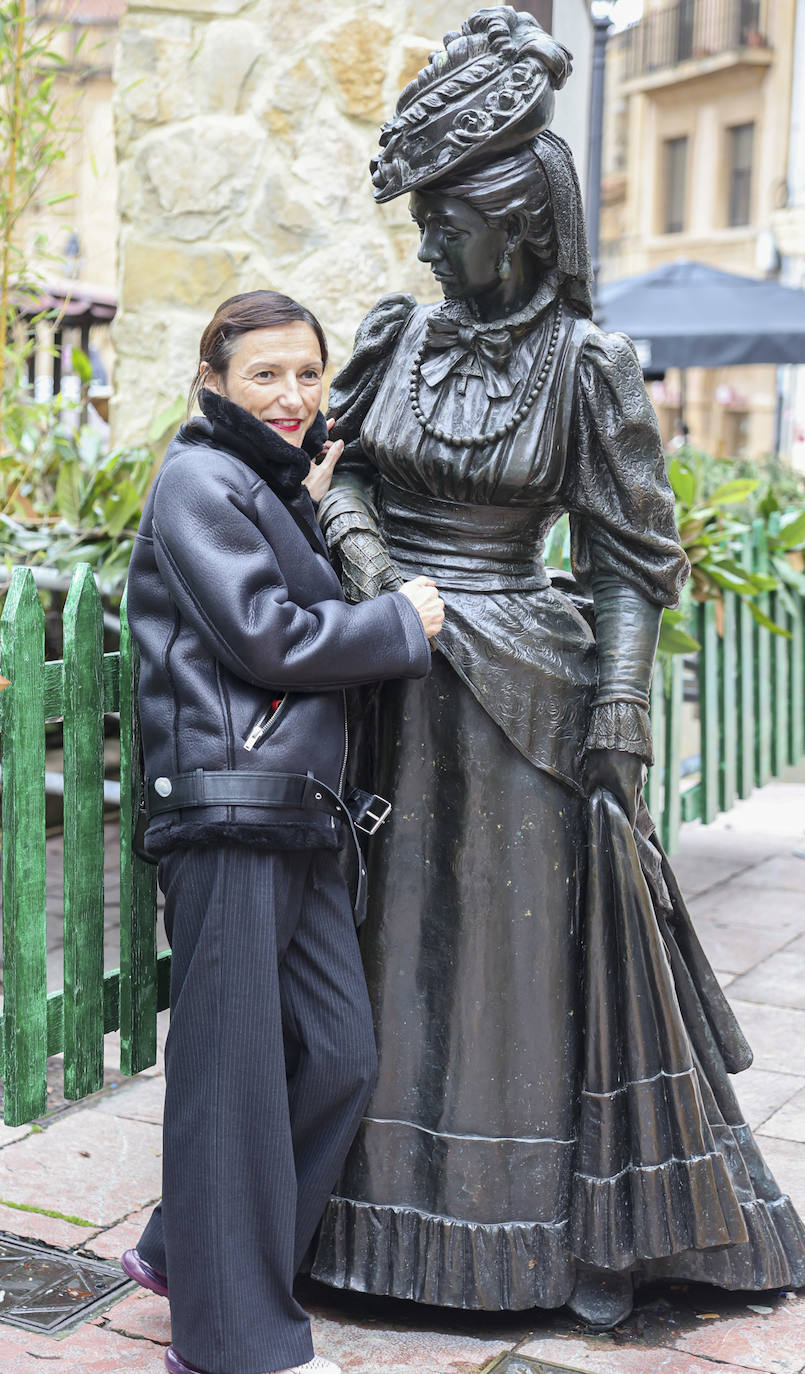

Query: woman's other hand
left=304, top=435, right=343, bottom=503
left=583, top=748, right=645, bottom=827
left=399, top=576, right=445, bottom=640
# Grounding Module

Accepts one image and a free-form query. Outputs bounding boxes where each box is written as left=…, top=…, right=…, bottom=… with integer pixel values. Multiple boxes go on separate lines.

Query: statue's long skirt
left=312, top=654, right=805, bottom=1309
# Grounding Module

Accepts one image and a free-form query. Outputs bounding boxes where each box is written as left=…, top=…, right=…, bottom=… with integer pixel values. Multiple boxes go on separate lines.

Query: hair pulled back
left=435, top=143, right=556, bottom=271
left=188, top=290, right=328, bottom=414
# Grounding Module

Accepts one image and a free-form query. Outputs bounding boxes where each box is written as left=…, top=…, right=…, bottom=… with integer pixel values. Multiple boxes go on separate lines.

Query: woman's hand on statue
left=583, top=748, right=645, bottom=827
left=399, top=576, right=445, bottom=640
left=304, top=425, right=344, bottom=503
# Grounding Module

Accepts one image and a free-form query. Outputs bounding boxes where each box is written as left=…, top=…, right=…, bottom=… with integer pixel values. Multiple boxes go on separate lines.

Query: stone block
left=728, top=997, right=805, bottom=1075
left=515, top=1332, right=753, bottom=1373
left=727, top=932, right=805, bottom=1009
left=120, top=237, right=249, bottom=310
left=196, top=20, right=261, bottom=114
left=730, top=1065, right=805, bottom=1131
left=0, top=1111, right=162, bottom=1227
left=103, top=1288, right=171, bottom=1343
left=0, top=1321, right=167, bottom=1372
left=93, top=1074, right=165, bottom=1126
left=759, top=1085, right=805, bottom=1144
left=131, top=0, right=250, bottom=13
left=86, top=1203, right=158, bottom=1261
left=324, top=17, right=393, bottom=122
left=0, top=1200, right=100, bottom=1250
left=134, top=116, right=265, bottom=240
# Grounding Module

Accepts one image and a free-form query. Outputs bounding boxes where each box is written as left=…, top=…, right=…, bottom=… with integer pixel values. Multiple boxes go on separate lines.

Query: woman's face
left=204, top=322, right=323, bottom=447
left=410, top=190, right=508, bottom=301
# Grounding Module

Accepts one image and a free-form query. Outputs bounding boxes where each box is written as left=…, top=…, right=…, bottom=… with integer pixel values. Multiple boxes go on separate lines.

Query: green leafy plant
left=0, top=0, right=79, bottom=418
left=660, top=454, right=805, bottom=654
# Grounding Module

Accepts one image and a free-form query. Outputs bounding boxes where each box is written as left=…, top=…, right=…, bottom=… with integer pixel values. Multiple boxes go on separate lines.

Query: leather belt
left=142, top=769, right=391, bottom=926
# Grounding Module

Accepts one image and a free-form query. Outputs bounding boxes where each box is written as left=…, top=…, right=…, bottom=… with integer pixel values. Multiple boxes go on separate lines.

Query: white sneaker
left=273, top=1360, right=341, bottom=1374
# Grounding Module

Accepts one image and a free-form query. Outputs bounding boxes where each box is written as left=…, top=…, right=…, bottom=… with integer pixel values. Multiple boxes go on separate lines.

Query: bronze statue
left=309, top=6, right=805, bottom=1329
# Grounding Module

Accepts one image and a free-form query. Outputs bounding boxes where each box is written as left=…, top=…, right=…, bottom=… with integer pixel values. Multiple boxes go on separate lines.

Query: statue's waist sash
left=378, top=478, right=550, bottom=591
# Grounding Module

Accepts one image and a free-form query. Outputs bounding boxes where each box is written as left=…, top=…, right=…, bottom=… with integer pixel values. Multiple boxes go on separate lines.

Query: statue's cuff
left=322, top=511, right=379, bottom=546
left=583, top=700, right=654, bottom=766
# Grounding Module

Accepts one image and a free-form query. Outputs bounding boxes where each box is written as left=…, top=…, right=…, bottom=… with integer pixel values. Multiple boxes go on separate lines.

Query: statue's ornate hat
left=370, top=6, right=572, bottom=203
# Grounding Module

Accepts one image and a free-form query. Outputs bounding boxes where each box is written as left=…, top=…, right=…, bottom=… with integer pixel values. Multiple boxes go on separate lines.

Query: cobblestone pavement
left=0, top=773, right=803, bottom=1373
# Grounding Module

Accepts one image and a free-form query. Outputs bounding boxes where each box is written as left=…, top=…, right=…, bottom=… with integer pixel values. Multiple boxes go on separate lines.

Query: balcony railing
left=620, top=0, right=772, bottom=81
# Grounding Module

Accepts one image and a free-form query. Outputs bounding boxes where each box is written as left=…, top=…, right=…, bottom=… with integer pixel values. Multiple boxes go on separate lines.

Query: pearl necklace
left=408, top=301, right=563, bottom=449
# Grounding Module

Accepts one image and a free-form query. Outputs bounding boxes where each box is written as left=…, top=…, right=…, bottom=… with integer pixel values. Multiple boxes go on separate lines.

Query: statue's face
left=410, top=190, right=507, bottom=301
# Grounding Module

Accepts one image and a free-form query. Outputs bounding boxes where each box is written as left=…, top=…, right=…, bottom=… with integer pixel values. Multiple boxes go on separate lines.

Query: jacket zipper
left=243, top=694, right=289, bottom=752
left=337, top=689, right=349, bottom=798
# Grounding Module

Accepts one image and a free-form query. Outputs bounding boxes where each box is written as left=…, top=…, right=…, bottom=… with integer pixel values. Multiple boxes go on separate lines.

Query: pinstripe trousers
left=136, top=845, right=378, bottom=1374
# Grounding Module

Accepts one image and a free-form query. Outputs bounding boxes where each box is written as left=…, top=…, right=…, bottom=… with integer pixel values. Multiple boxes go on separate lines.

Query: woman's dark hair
left=188, top=290, right=328, bottom=413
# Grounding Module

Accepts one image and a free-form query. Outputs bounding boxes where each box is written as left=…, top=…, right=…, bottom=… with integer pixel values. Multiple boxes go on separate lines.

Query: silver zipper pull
left=243, top=709, right=273, bottom=752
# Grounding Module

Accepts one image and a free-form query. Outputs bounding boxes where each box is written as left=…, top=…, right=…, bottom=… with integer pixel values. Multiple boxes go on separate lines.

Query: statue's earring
left=498, top=245, right=513, bottom=281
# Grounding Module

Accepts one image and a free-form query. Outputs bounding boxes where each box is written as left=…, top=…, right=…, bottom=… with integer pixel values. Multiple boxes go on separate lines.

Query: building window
left=663, top=136, right=688, bottom=234
left=727, top=123, right=754, bottom=226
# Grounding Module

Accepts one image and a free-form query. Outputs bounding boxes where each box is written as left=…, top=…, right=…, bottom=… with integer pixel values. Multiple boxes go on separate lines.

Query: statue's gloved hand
left=336, top=528, right=403, bottom=604
left=583, top=747, right=645, bottom=828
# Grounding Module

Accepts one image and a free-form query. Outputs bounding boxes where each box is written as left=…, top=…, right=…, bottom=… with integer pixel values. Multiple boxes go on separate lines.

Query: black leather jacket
left=126, top=403, right=431, bottom=857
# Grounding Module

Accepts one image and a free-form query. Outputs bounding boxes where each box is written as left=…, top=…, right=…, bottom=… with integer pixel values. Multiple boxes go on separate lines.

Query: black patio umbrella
left=597, top=259, right=805, bottom=372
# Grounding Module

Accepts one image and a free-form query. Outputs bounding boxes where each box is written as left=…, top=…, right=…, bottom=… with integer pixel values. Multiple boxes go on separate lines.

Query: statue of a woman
left=310, top=6, right=805, bottom=1328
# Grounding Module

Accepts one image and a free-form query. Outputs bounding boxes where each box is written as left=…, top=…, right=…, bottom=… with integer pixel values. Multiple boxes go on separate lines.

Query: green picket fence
left=1, top=535, right=804, bottom=1126
left=646, top=520, right=805, bottom=851
left=0, top=564, right=166, bottom=1127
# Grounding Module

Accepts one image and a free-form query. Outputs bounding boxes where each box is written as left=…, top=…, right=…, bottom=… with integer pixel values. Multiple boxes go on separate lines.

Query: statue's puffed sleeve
left=567, top=328, right=689, bottom=762
left=319, top=294, right=417, bottom=601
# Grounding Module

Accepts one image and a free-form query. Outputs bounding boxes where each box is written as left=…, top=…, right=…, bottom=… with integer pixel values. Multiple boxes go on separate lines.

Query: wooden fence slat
left=661, top=655, right=683, bottom=854
left=62, top=566, right=106, bottom=1100
left=698, top=601, right=719, bottom=824
left=791, top=594, right=805, bottom=765
left=753, top=520, right=773, bottom=787
left=719, top=592, right=737, bottom=813
left=0, top=569, right=48, bottom=1125
left=118, top=589, right=159, bottom=1076
left=737, top=533, right=756, bottom=799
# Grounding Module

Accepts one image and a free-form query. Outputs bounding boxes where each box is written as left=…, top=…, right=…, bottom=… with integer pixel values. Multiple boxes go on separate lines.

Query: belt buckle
left=346, top=787, right=392, bottom=835
left=357, top=795, right=392, bottom=835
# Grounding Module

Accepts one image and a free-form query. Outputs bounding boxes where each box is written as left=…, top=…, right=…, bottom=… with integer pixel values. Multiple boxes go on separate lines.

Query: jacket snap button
left=154, top=777, right=173, bottom=797
left=314, top=791, right=322, bottom=800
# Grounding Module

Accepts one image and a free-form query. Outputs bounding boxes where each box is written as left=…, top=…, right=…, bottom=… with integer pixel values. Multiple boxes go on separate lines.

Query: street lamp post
left=586, top=3, right=614, bottom=314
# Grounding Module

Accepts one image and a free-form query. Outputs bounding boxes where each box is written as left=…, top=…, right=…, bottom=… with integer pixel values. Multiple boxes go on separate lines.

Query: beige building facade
left=111, top=0, right=593, bottom=445
left=601, top=0, right=801, bottom=461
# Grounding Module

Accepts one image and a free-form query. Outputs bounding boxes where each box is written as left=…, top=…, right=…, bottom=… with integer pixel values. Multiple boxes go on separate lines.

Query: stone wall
left=112, top=0, right=592, bottom=443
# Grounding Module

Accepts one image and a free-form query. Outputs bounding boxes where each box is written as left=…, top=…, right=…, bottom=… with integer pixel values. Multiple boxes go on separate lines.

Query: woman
left=309, top=7, right=805, bottom=1329
left=122, top=289, right=444, bottom=1374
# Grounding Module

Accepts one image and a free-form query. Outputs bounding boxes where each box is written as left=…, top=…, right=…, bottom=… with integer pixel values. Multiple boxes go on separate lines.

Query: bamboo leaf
left=707, top=479, right=759, bottom=505
left=776, top=509, right=805, bottom=549
left=747, top=601, right=791, bottom=637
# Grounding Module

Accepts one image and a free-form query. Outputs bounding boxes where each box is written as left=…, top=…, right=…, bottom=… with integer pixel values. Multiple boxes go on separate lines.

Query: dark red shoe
left=121, top=1247, right=169, bottom=1298
left=164, top=1349, right=210, bottom=1374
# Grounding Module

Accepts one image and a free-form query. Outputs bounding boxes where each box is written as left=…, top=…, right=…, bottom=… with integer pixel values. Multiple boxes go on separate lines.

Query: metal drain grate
left=483, top=1358, right=597, bottom=1374
left=0, top=1234, right=130, bottom=1334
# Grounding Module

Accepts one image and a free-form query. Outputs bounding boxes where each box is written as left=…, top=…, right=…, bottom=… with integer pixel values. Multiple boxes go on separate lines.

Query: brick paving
left=0, top=774, right=804, bottom=1373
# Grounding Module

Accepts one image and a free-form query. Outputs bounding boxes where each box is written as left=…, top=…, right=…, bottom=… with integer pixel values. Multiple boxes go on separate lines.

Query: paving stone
left=307, top=1310, right=513, bottom=1374
left=515, top=1331, right=754, bottom=1373
left=729, top=1066, right=805, bottom=1131
left=102, top=1287, right=171, bottom=1344
left=750, top=1134, right=805, bottom=1217
left=668, top=1300, right=805, bottom=1373
left=0, top=1319, right=166, bottom=1372
left=714, top=969, right=737, bottom=988
left=0, top=1199, right=101, bottom=1249
left=688, top=888, right=805, bottom=975
left=0, top=1110, right=162, bottom=1227
left=706, top=782, right=805, bottom=840
left=85, top=1204, right=156, bottom=1261
left=739, top=854, right=805, bottom=894
left=0, top=1121, right=33, bottom=1148
left=92, top=1074, right=165, bottom=1126
left=760, top=1085, right=805, bottom=1145
left=728, top=933, right=805, bottom=1010
left=727, top=998, right=805, bottom=1075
